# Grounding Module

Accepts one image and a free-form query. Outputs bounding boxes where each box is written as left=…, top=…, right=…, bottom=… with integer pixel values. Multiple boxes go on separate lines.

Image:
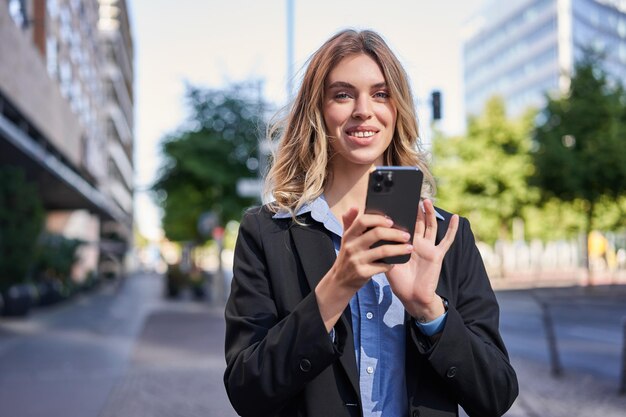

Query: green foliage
left=0, top=166, right=44, bottom=291
left=434, top=54, right=626, bottom=246
left=223, top=220, right=240, bottom=251
left=433, top=97, right=537, bottom=243
left=34, top=233, right=83, bottom=281
left=532, top=52, right=626, bottom=233
left=533, top=55, right=626, bottom=202
left=521, top=198, right=586, bottom=241
left=153, top=82, right=265, bottom=242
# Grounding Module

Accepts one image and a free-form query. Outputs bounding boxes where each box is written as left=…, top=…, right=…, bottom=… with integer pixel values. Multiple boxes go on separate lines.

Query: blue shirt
left=274, top=196, right=446, bottom=417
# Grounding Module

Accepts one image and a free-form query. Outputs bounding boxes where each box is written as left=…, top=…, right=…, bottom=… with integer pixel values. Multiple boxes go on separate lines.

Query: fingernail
left=403, top=232, right=411, bottom=241
left=406, top=244, right=414, bottom=252
left=386, top=218, right=394, bottom=226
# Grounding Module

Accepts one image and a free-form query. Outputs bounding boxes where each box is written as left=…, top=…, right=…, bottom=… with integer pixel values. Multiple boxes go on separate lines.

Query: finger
left=423, top=199, right=437, bottom=242
left=363, top=242, right=414, bottom=264
left=346, top=213, right=394, bottom=238
left=414, top=201, right=426, bottom=239
left=360, top=226, right=411, bottom=249
left=437, top=214, right=459, bottom=253
left=341, top=207, right=359, bottom=234
left=361, top=262, right=395, bottom=278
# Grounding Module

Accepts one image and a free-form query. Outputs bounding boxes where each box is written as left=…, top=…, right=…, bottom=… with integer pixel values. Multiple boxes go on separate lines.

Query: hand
left=386, top=199, right=459, bottom=322
left=332, top=207, right=413, bottom=289
left=314, top=207, right=413, bottom=331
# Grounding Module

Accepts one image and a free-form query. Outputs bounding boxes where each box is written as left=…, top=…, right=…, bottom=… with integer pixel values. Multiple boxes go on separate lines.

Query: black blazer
left=224, top=205, right=518, bottom=417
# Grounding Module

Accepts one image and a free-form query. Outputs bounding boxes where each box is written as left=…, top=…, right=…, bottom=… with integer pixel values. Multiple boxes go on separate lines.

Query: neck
left=325, top=162, right=374, bottom=219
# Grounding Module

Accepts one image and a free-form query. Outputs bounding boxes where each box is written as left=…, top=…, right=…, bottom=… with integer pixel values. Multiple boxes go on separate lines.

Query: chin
left=345, top=153, right=385, bottom=167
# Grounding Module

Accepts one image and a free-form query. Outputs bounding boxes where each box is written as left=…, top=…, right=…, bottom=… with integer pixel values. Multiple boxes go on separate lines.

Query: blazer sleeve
left=409, top=216, right=519, bottom=417
left=223, top=210, right=346, bottom=416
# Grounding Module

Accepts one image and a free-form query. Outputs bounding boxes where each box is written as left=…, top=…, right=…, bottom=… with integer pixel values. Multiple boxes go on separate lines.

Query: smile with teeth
left=347, top=131, right=376, bottom=138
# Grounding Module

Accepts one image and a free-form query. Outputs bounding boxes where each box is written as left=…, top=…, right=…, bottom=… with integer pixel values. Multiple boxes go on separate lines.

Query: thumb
left=341, top=207, right=359, bottom=235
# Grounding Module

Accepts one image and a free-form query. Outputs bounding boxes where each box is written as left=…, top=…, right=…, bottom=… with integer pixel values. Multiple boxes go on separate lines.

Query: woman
left=224, top=29, right=518, bottom=417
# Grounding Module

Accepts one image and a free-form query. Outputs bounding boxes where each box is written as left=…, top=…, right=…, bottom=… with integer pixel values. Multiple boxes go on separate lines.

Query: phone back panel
left=364, top=167, right=423, bottom=264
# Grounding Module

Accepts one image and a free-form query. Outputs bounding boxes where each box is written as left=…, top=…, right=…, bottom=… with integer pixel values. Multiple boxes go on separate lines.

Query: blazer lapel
left=290, top=220, right=361, bottom=398
left=290, top=221, right=335, bottom=291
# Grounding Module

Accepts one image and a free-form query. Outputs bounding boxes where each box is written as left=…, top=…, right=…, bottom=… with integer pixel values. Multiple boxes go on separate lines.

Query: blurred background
left=1, top=0, right=626, bottom=416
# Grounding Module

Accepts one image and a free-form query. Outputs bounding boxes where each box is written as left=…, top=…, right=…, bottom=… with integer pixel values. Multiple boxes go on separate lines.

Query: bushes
left=0, top=166, right=44, bottom=293
left=165, top=263, right=210, bottom=300
left=0, top=166, right=44, bottom=315
left=0, top=166, right=96, bottom=315
left=33, top=233, right=84, bottom=289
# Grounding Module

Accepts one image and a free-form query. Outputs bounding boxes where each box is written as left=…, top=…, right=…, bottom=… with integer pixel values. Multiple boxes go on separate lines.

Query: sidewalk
left=502, top=356, right=626, bottom=417
left=497, top=283, right=626, bottom=417
left=99, top=295, right=237, bottom=417
left=490, top=267, right=626, bottom=290
left=4, top=272, right=622, bottom=416
left=99, top=282, right=626, bottom=417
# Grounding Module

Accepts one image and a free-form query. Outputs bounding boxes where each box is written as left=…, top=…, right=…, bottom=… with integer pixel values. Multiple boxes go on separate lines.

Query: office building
left=463, top=0, right=626, bottom=117
left=0, top=0, right=134, bottom=279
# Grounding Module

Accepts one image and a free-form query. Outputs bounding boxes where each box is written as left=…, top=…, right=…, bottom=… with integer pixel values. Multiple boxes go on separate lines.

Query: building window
left=47, top=0, right=59, bottom=18
left=620, top=43, right=626, bottom=64
left=46, top=37, right=58, bottom=79
left=8, top=0, right=27, bottom=28
left=59, top=6, right=72, bottom=43
left=59, top=61, right=72, bottom=99
left=618, top=18, right=626, bottom=38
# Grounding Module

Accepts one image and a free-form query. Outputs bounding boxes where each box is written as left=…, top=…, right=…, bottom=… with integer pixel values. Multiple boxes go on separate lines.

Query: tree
left=152, top=82, right=266, bottom=242
left=532, top=53, right=626, bottom=271
left=433, top=96, right=537, bottom=244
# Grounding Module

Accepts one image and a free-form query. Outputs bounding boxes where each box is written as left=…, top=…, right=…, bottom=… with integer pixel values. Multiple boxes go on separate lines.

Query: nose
left=352, top=96, right=373, bottom=120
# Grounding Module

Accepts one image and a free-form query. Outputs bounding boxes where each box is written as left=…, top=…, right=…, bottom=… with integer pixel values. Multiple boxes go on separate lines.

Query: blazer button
left=446, top=366, right=457, bottom=378
left=412, top=410, right=420, bottom=417
left=299, top=358, right=312, bottom=372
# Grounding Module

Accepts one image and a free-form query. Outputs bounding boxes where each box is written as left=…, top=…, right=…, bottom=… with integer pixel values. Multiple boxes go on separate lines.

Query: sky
left=130, top=0, right=485, bottom=240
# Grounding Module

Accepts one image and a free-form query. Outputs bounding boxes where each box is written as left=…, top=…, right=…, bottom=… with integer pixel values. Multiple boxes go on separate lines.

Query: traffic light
left=431, top=91, right=442, bottom=120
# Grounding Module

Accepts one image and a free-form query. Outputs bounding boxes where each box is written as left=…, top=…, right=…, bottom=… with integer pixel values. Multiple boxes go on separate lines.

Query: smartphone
left=364, top=166, right=423, bottom=264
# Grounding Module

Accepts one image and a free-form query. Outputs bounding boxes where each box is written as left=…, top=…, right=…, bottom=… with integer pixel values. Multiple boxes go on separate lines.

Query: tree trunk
left=216, top=238, right=225, bottom=302
left=585, top=201, right=594, bottom=286
left=498, top=222, right=510, bottom=279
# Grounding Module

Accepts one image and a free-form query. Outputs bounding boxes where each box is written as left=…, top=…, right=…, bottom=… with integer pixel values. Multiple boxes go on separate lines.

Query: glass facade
left=463, top=0, right=626, bottom=117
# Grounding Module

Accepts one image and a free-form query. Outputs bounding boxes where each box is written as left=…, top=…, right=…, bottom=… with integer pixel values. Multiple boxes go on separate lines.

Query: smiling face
left=323, top=53, right=397, bottom=172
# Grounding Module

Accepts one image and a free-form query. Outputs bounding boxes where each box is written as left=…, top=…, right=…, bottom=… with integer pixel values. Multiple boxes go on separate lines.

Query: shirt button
left=366, top=312, right=374, bottom=320
left=299, top=359, right=312, bottom=372
left=366, top=366, right=374, bottom=374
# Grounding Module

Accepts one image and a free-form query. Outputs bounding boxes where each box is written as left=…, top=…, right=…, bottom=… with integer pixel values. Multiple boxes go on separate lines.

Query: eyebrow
left=326, top=81, right=388, bottom=89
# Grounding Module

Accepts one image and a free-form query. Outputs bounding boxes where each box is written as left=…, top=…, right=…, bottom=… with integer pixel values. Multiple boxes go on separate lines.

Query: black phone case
left=364, top=167, right=423, bottom=264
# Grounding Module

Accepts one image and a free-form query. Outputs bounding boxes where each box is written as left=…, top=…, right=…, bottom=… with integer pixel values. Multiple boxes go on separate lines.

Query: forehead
left=325, top=53, right=386, bottom=86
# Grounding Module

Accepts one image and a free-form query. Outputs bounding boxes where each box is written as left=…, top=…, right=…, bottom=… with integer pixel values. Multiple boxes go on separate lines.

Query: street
left=1, top=273, right=625, bottom=417
left=497, top=286, right=626, bottom=382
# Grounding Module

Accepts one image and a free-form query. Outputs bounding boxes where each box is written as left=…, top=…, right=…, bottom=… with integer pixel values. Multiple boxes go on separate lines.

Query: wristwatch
left=440, top=296, right=449, bottom=311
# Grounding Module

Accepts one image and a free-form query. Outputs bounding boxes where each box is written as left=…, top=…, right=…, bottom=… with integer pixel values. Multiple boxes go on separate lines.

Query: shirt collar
left=273, top=195, right=344, bottom=236
left=272, top=196, right=445, bottom=230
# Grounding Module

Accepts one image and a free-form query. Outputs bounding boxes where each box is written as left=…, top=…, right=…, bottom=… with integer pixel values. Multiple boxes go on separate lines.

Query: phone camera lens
left=374, top=172, right=384, bottom=182
left=384, top=173, right=393, bottom=187
left=373, top=182, right=383, bottom=192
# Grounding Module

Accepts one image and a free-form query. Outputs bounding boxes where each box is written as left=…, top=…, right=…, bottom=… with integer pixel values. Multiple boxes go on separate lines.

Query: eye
left=373, top=91, right=390, bottom=100
left=334, top=92, right=352, bottom=100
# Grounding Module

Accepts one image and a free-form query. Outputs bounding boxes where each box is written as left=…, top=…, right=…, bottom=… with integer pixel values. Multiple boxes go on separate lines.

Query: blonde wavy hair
left=265, top=29, right=435, bottom=216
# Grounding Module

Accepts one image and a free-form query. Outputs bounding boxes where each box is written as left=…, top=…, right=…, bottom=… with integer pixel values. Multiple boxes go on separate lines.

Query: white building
left=463, top=0, right=626, bottom=117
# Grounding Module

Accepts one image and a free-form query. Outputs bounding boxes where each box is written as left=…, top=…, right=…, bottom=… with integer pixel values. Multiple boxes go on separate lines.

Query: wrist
left=315, top=268, right=357, bottom=332
left=407, top=296, right=447, bottom=323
